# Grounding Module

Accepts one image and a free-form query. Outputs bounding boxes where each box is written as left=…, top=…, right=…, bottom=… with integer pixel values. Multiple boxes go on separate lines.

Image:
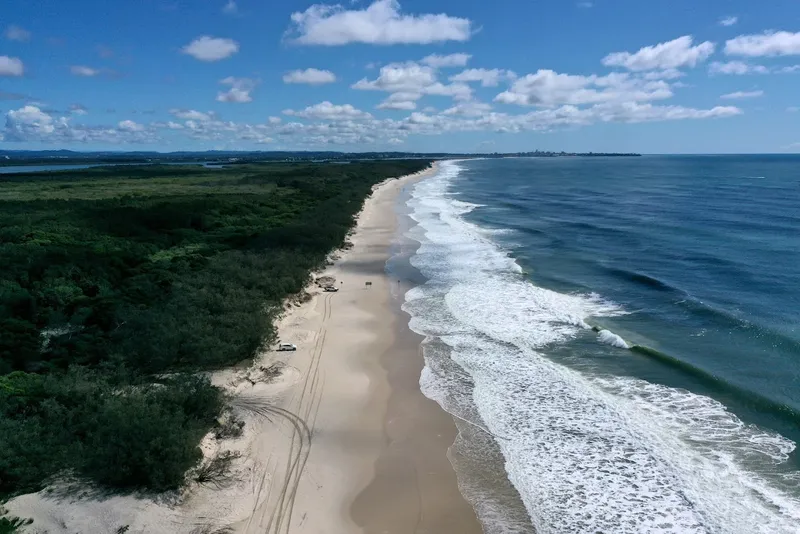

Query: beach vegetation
left=0, top=160, right=430, bottom=498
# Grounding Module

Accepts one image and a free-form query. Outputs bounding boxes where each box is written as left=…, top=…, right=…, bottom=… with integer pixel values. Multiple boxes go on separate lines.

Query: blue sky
left=1, top=0, right=800, bottom=153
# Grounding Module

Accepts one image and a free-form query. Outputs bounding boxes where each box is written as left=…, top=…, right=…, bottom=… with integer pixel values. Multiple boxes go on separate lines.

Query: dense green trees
left=0, top=159, right=430, bottom=498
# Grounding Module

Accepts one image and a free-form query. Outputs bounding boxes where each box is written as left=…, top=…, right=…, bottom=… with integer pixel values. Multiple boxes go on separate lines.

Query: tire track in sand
left=238, top=291, right=333, bottom=534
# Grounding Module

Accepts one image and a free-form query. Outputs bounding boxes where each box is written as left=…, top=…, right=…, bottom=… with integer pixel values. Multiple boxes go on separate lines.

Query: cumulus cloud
left=421, top=53, right=471, bottom=68
left=217, top=77, right=257, bottom=103
left=283, top=101, right=373, bottom=120
left=70, top=65, right=100, bottom=77
left=725, top=31, right=800, bottom=57
left=69, top=104, right=88, bottom=115
left=495, top=70, right=673, bottom=107
left=2, top=105, right=157, bottom=143
left=286, top=0, right=473, bottom=45
left=602, top=36, right=715, bottom=71
left=442, top=101, right=493, bottom=116
left=721, top=90, right=764, bottom=99
left=0, top=56, right=24, bottom=76
left=588, top=102, right=742, bottom=123
left=642, top=69, right=684, bottom=80
left=450, top=68, right=515, bottom=87
left=709, top=61, right=768, bottom=75
left=353, top=62, right=437, bottom=92
left=181, top=36, right=239, bottom=61
left=282, top=68, right=337, bottom=85
left=118, top=120, right=145, bottom=132
left=353, top=62, right=473, bottom=102
left=377, top=92, right=421, bottom=110
left=719, top=16, right=738, bottom=27
left=170, top=109, right=215, bottom=121
left=5, top=25, right=31, bottom=42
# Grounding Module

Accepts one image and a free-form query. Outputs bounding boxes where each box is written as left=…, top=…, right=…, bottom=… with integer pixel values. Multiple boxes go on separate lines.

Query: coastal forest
left=0, top=159, right=429, bottom=500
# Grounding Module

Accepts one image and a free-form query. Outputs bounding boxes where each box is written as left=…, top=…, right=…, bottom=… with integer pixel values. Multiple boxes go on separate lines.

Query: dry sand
left=6, top=162, right=483, bottom=534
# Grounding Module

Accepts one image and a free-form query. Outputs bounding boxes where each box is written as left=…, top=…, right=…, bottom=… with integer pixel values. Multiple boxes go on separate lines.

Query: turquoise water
left=403, top=157, right=800, bottom=533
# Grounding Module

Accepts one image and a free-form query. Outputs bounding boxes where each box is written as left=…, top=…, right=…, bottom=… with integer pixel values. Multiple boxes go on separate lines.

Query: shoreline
left=5, top=161, right=483, bottom=533
left=350, top=165, right=483, bottom=533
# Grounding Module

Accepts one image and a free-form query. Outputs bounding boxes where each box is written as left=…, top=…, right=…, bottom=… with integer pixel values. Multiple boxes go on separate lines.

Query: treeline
left=0, top=159, right=430, bottom=498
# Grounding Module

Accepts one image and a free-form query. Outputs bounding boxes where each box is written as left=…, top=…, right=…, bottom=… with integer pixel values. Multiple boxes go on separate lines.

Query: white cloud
left=787, top=106, right=799, bottom=113
left=423, top=81, right=473, bottom=101
left=725, top=31, right=800, bottom=57
left=2, top=105, right=157, bottom=144
left=709, top=61, right=769, bottom=75
left=421, top=53, right=471, bottom=68
left=450, top=68, right=514, bottom=87
left=283, top=101, right=373, bottom=120
left=118, top=120, right=145, bottom=132
left=70, top=65, right=100, bottom=77
left=377, top=92, right=419, bottom=110
left=286, top=0, right=473, bottom=45
left=719, top=16, right=738, bottom=27
left=578, top=2, right=593, bottom=8
left=166, top=121, right=185, bottom=129
left=779, top=65, right=800, bottom=73
left=442, top=101, right=493, bottom=116
left=587, top=102, right=742, bottom=123
left=69, top=104, right=88, bottom=115
left=217, top=76, right=256, bottom=103
left=388, top=137, right=404, bottom=144
left=0, top=56, right=24, bottom=76
left=170, top=109, right=215, bottom=121
left=222, top=0, right=237, bottom=14
left=642, top=68, right=684, bottom=80
left=282, top=68, right=337, bottom=85
left=353, top=62, right=437, bottom=92
left=602, top=36, right=715, bottom=71
left=353, top=62, right=473, bottom=101
left=268, top=116, right=282, bottom=124
left=495, top=70, right=673, bottom=107
left=5, top=25, right=31, bottom=42
left=181, top=36, right=239, bottom=61
left=721, top=90, right=764, bottom=99
left=378, top=100, right=417, bottom=110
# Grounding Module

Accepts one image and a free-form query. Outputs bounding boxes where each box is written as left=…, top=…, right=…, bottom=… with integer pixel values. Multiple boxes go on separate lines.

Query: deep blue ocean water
left=402, top=156, right=800, bottom=533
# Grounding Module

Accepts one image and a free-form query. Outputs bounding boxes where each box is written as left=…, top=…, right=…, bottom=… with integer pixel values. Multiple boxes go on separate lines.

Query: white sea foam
left=403, top=160, right=800, bottom=534
left=597, top=329, right=630, bottom=349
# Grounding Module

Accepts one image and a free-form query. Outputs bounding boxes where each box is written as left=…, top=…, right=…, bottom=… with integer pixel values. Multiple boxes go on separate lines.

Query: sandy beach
left=6, top=162, right=482, bottom=534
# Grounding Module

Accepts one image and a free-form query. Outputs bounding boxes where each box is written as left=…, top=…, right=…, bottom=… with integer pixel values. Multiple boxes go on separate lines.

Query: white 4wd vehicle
left=277, top=343, right=297, bottom=351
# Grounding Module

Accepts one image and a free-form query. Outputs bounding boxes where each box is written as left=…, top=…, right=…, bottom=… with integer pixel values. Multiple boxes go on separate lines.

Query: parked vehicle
left=277, top=343, right=297, bottom=351
left=323, top=286, right=339, bottom=292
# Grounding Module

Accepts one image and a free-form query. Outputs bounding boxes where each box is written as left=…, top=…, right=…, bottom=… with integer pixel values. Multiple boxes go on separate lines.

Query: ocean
left=400, top=156, right=800, bottom=533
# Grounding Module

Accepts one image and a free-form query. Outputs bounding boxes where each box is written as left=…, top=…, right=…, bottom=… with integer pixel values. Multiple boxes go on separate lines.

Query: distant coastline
left=0, top=149, right=641, bottom=168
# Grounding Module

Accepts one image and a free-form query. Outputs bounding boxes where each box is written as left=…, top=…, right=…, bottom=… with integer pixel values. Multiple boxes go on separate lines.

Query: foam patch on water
left=598, top=329, right=630, bottom=349
left=403, top=160, right=800, bottom=534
